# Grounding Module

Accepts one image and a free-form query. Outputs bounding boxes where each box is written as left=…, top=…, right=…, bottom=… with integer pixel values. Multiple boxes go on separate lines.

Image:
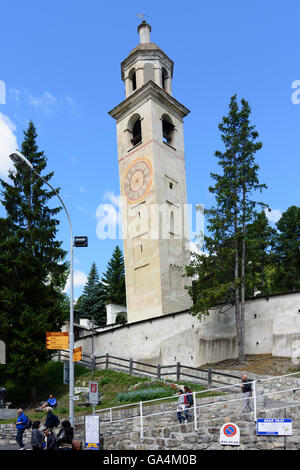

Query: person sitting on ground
left=43, top=428, right=57, bottom=450
left=44, top=407, right=60, bottom=430
left=41, top=393, right=57, bottom=410
left=30, top=421, right=45, bottom=450
left=56, top=420, right=74, bottom=450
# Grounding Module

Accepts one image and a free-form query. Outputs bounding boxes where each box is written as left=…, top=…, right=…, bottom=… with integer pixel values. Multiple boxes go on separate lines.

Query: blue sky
left=1, top=0, right=299, bottom=298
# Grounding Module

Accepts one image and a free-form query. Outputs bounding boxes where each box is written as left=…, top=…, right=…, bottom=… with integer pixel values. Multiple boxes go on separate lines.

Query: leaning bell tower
left=109, top=21, right=192, bottom=323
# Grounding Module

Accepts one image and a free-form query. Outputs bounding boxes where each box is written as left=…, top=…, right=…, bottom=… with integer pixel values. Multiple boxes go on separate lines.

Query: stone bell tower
left=109, top=21, right=192, bottom=323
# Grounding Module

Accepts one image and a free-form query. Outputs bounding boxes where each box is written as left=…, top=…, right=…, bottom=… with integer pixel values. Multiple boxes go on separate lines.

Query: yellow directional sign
left=46, top=332, right=69, bottom=350
left=73, top=347, right=82, bottom=363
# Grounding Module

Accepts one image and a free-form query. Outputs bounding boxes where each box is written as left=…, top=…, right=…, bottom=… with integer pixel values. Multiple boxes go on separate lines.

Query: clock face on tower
left=124, top=158, right=152, bottom=203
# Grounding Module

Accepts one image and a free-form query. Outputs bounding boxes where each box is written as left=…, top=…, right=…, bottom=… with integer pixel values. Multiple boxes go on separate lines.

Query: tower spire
left=137, top=19, right=151, bottom=44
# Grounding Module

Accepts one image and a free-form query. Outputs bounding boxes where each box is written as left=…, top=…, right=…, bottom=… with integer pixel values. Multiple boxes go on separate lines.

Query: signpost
left=220, top=422, right=240, bottom=446
left=73, top=346, right=82, bottom=363
left=63, top=362, right=70, bottom=385
left=89, top=381, right=99, bottom=415
left=85, top=415, right=100, bottom=450
left=46, top=332, right=69, bottom=350
left=74, top=387, right=89, bottom=394
left=257, top=419, right=292, bottom=436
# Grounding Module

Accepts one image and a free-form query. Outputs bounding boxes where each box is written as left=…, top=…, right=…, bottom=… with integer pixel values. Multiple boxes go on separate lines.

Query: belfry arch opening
left=129, top=68, right=137, bottom=92
left=162, top=68, right=168, bottom=91
left=128, top=113, right=142, bottom=147
left=162, top=114, right=175, bottom=145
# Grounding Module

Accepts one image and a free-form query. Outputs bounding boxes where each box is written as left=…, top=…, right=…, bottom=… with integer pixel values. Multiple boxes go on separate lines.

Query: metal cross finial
left=137, top=13, right=149, bottom=21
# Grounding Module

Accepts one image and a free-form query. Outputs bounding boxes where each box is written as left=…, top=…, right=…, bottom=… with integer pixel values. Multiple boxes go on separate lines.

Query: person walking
left=30, top=421, right=45, bottom=450
left=241, top=374, right=254, bottom=413
left=176, top=389, right=186, bottom=424
left=15, top=409, right=28, bottom=450
left=56, top=420, right=74, bottom=450
left=183, top=385, right=193, bottom=422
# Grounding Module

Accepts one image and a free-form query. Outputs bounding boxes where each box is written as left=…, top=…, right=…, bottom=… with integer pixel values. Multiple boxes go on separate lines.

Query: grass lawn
left=0, top=361, right=219, bottom=424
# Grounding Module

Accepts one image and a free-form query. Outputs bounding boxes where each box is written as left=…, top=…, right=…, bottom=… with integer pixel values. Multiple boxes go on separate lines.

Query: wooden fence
left=54, top=351, right=241, bottom=389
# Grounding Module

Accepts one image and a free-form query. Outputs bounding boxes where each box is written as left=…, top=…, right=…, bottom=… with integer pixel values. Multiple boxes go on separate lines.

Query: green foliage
left=102, top=246, right=126, bottom=306
left=115, top=312, right=127, bottom=324
left=0, top=122, right=68, bottom=390
left=117, top=387, right=177, bottom=403
left=128, top=379, right=178, bottom=393
left=186, top=96, right=266, bottom=362
left=272, top=206, right=300, bottom=292
left=79, top=262, right=106, bottom=326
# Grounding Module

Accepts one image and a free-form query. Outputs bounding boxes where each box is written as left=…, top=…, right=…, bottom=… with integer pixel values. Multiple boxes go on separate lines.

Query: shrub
left=117, top=387, right=177, bottom=403
left=128, top=378, right=178, bottom=393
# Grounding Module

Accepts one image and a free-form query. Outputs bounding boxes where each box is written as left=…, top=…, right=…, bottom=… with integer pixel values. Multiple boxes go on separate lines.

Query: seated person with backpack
left=44, top=407, right=60, bottom=430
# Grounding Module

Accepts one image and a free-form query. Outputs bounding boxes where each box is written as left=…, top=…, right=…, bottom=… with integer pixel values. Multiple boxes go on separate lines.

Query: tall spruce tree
left=245, top=210, right=276, bottom=297
left=0, top=121, right=68, bottom=397
left=79, top=262, right=106, bottom=326
left=272, top=206, right=300, bottom=292
left=186, top=96, right=266, bottom=363
left=101, top=246, right=126, bottom=306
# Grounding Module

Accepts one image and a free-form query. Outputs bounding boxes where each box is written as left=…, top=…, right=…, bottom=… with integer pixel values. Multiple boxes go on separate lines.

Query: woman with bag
left=56, top=419, right=74, bottom=450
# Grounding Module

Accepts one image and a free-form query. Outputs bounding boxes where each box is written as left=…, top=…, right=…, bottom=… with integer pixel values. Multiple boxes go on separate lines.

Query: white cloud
left=0, top=112, right=17, bottom=177
left=64, top=270, right=88, bottom=292
left=95, top=191, right=122, bottom=240
left=28, top=91, right=57, bottom=115
left=103, top=190, right=121, bottom=209
left=265, top=208, right=282, bottom=224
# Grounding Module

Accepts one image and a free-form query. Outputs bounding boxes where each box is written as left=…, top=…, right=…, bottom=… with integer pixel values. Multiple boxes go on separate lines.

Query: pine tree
left=245, top=210, right=276, bottom=297
left=79, top=262, right=106, bottom=326
left=272, top=206, right=300, bottom=292
left=0, top=121, right=68, bottom=396
left=101, top=246, right=126, bottom=306
left=186, top=96, right=266, bottom=363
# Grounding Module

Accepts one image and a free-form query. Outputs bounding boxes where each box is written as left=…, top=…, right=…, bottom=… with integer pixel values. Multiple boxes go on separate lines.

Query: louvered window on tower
left=131, top=118, right=142, bottom=146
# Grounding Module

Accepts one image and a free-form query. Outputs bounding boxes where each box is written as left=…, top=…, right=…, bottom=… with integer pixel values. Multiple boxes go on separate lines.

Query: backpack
left=52, top=414, right=60, bottom=428
left=24, top=417, right=32, bottom=429
left=187, top=393, right=193, bottom=406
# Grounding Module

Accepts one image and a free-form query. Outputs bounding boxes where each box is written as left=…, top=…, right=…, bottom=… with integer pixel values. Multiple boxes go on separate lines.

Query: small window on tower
left=131, top=118, right=142, bottom=146
left=162, top=114, right=175, bottom=145
left=162, top=68, right=168, bottom=91
left=129, top=69, right=137, bottom=92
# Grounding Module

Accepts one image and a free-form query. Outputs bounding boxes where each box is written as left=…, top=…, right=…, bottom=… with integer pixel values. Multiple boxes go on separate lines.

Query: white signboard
left=220, top=422, right=240, bottom=446
left=257, top=419, right=292, bottom=436
left=85, top=415, right=100, bottom=450
left=89, top=381, right=99, bottom=405
left=73, top=395, right=80, bottom=401
left=75, top=387, right=89, bottom=394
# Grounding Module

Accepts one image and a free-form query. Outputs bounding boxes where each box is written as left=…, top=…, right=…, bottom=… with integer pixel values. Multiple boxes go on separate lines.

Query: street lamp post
left=9, top=151, right=75, bottom=428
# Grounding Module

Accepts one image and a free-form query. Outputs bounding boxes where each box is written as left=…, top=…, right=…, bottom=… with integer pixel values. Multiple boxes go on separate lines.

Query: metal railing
left=93, top=371, right=300, bottom=439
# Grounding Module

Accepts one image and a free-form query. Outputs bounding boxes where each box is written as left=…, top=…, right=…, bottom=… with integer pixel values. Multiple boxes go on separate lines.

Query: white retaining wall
left=71, top=292, right=300, bottom=368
